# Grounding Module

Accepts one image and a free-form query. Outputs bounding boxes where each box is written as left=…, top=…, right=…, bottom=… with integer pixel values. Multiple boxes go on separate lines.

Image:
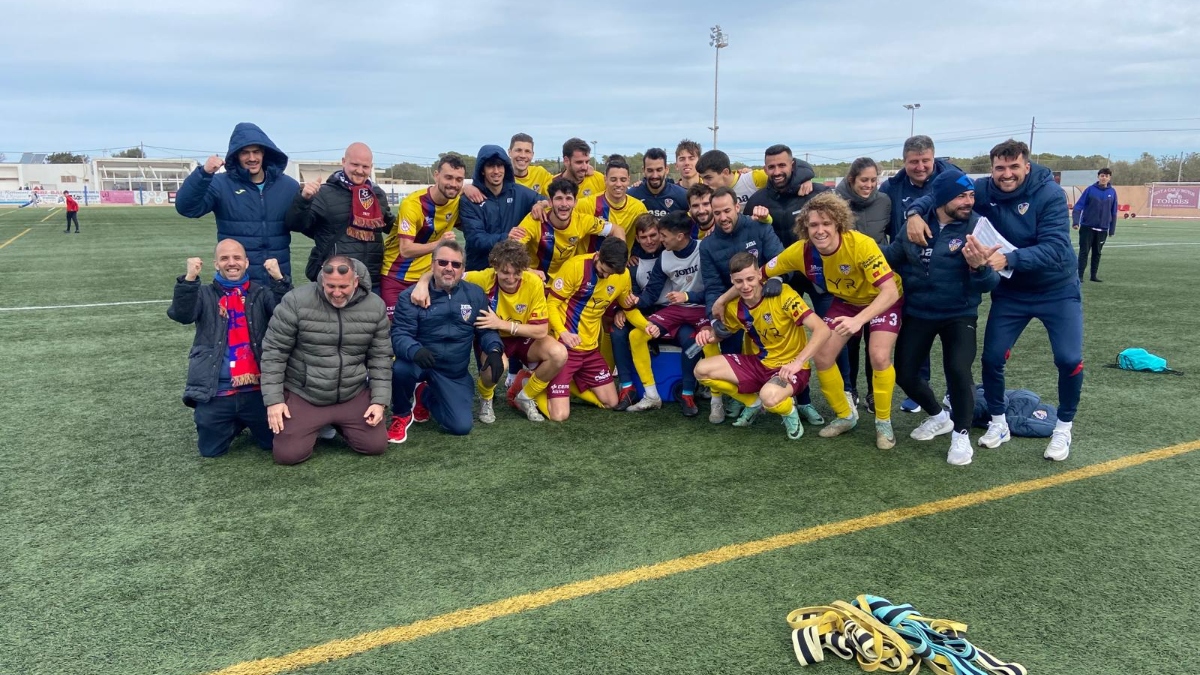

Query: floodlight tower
left=709, top=25, right=729, bottom=149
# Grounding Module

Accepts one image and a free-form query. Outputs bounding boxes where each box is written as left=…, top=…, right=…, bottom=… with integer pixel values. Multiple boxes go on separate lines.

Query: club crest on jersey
left=1017, top=202, right=1030, bottom=215
left=762, top=313, right=773, bottom=324
left=515, top=303, right=528, bottom=314
left=357, top=187, right=374, bottom=209
left=948, top=238, right=963, bottom=253
left=445, top=212, right=453, bottom=222
left=664, top=198, right=674, bottom=208
left=605, top=285, right=615, bottom=294
left=568, top=237, right=578, bottom=244
left=459, top=304, right=473, bottom=322
left=839, top=264, right=852, bottom=274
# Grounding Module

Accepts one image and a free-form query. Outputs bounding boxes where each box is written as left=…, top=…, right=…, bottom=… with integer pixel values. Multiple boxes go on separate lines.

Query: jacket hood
left=835, top=178, right=880, bottom=209
left=473, top=145, right=515, bottom=188
left=977, top=162, right=1055, bottom=204
left=224, top=123, right=289, bottom=178
left=316, top=257, right=372, bottom=307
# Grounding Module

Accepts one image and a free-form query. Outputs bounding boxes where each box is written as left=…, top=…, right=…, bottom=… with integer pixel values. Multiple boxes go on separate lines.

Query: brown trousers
left=272, top=388, right=387, bottom=465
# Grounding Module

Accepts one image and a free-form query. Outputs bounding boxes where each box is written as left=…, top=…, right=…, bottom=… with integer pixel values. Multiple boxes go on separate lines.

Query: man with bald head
left=168, top=238, right=292, bottom=458
left=287, top=142, right=396, bottom=289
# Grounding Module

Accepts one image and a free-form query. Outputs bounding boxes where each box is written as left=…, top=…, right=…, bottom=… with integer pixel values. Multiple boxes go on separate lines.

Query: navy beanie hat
left=932, top=169, right=975, bottom=208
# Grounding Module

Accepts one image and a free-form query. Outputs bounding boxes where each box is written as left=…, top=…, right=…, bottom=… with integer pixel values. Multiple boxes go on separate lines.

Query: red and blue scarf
left=333, top=170, right=385, bottom=242
left=216, top=276, right=260, bottom=388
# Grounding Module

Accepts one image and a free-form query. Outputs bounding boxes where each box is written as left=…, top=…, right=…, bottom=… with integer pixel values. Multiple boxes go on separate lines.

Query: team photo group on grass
left=165, top=122, right=1096, bottom=468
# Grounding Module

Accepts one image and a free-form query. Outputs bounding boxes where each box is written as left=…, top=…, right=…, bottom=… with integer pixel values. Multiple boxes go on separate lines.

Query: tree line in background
left=24, top=148, right=1199, bottom=185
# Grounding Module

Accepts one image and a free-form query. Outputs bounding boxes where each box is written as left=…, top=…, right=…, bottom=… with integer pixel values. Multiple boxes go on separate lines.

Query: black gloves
left=762, top=277, right=784, bottom=298
left=414, top=347, right=437, bottom=369
left=482, top=349, right=505, bottom=382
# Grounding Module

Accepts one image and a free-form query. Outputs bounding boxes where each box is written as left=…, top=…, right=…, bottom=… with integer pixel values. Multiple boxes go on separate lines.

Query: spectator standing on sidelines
left=63, top=191, right=80, bottom=233
left=1072, top=167, right=1118, bottom=283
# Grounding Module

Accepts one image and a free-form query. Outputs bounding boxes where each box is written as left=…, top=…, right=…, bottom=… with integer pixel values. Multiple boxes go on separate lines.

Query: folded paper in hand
left=972, top=216, right=1015, bottom=278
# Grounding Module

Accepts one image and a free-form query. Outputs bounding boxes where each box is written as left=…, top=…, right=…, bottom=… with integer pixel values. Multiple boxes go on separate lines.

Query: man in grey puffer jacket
left=261, top=256, right=393, bottom=464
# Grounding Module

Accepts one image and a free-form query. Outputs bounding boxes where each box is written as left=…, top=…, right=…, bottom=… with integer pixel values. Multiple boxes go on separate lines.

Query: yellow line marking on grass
left=38, top=208, right=61, bottom=222
left=0, top=228, right=32, bottom=250
left=205, top=439, right=1200, bottom=675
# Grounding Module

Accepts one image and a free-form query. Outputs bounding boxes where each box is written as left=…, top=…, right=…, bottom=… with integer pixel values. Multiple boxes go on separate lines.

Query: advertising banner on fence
left=1150, top=185, right=1200, bottom=209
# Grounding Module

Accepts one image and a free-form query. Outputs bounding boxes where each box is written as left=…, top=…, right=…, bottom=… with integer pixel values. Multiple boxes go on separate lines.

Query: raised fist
left=301, top=180, right=320, bottom=200
left=185, top=257, right=203, bottom=281
left=751, top=205, right=770, bottom=223
left=203, top=155, right=224, bottom=175
left=262, top=258, right=282, bottom=280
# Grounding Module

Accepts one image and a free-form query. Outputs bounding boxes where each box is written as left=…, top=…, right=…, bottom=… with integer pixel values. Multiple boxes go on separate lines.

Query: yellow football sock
left=817, top=366, right=852, bottom=418
left=702, top=342, right=721, bottom=358
left=630, top=328, right=656, bottom=389
left=571, top=383, right=606, bottom=409
left=623, top=308, right=649, bottom=330
left=534, top=391, right=551, bottom=417
left=476, top=377, right=496, bottom=401
left=523, top=373, right=550, bottom=399
left=872, top=364, right=896, bottom=421
left=700, top=378, right=759, bottom=408
left=766, top=397, right=795, bottom=416
left=599, top=332, right=614, bottom=370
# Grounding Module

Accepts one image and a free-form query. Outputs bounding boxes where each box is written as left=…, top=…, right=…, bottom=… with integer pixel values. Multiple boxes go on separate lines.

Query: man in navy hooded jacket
left=1071, top=167, right=1118, bottom=282
left=906, top=139, right=1081, bottom=462
left=175, top=123, right=300, bottom=284
left=459, top=145, right=544, bottom=272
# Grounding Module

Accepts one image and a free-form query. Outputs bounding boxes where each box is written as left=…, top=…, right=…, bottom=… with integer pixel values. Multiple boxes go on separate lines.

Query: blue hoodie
left=878, top=157, right=961, bottom=239
left=909, top=163, right=1076, bottom=300
left=175, top=123, right=300, bottom=283
left=1071, top=181, right=1118, bottom=234
left=460, top=145, right=544, bottom=271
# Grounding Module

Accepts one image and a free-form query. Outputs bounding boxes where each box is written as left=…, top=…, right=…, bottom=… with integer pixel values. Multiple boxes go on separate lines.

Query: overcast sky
left=2, top=0, right=1198, bottom=166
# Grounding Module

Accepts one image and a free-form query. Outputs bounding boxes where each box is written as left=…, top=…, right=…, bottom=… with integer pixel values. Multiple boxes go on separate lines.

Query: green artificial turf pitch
left=1, top=206, right=1197, bottom=675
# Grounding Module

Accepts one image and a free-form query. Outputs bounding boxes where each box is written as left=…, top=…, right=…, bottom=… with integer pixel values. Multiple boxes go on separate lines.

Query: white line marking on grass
left=1103, top=242, right=1200, bottom=248
left=0, top=299, right=170, bottom=312
left=38, top=208, right=62, bottom=222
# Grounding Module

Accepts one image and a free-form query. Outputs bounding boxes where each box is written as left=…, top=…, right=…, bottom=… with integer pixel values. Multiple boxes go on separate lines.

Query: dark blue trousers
left=392, top=360, right=474, bottom=435
left=981, top=288, right=1084, bottom=422
left=193, top=390, right=272, bottom=457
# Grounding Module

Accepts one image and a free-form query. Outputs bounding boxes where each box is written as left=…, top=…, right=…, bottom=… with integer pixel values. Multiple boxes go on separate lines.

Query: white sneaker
left=514, top=391, right=545, bottom=422
left=1044, top=429, right=1072, bottom=461
left=317, top=424, right=337, bottom=440
left=910, top=414, right=953, bottom=441
left=978, top=420, right=1011, bottom=449
left=947, top=431, right=973, bottom=466
left=709, top=395, right=726, bottom=424
left=478, top=398, right=496, bottom=424
left=627, top=395, right=662, bottom=412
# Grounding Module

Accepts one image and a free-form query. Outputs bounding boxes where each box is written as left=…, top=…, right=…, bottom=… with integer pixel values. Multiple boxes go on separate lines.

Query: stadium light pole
left=903, top=103, right=921, bottom=136
left=591, top=140, right=599, bottom=167
left=709, top=25, right=729, bottom=149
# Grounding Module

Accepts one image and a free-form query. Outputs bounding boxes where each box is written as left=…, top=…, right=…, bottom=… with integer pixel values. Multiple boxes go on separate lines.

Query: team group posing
left=171, top=123, right=1085, bottom=467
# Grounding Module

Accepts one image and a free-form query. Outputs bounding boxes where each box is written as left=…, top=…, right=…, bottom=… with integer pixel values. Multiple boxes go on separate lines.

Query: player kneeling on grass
left=168, top=240, right=291, bottom=458
left=758, top=193, right=903, bottom=449
left=692, top=252, right=831, bottom=440
left=542, top=237, right=637, bottom=421
left=389, top=241, right=505, bottom=443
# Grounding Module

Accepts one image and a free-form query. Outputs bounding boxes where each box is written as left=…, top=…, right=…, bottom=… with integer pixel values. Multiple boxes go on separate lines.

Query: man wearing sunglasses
left=260, top=256, right=393, bottom=464
left=389, top=241, right=505, bottom=443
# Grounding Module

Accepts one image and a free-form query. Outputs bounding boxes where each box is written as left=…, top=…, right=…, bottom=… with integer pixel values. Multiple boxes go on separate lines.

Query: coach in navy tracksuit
left=1071, top=167, right=1118, bottom=282
left=628, top=148, right=690, bottom=217
left=390, top=241, right=504, bottom=438
left=906, top=140, right=1081, bottom=461
left=175, top=123, right=300, bottom=284
left=459, top=145, right=544, bottom=272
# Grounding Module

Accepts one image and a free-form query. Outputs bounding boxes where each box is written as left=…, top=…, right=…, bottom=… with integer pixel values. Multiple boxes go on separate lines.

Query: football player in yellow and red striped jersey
left=508, top=133, right=555, bottom=197
left=543, top=237, right=636, bottom=422
left=553, top=137, right=607, bottom=199
left=693, top=252, right=831, bottom=441
left=511, top=176, right=622, bottom=278
left=379, top=155, right=466, bottom=318
left=574, top=154, right=648, bottom=253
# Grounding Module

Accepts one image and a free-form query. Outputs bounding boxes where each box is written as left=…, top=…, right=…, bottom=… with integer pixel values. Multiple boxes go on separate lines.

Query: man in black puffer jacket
left=260, top=256, right=393, bottom=465
left=287, top=142, right=395, bottom=289
left=168, top=239, right=292, bottom=458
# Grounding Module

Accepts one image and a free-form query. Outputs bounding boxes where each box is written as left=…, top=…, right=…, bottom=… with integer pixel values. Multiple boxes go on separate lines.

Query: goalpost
left=1146, top=182, right=1200, bottom=219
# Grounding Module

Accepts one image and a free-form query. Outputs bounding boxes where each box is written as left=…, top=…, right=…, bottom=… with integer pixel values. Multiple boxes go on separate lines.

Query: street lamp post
left=903, top=103, right=921, bottom=137
left=590, top=140, right=599, bottom=168
left=709, top=25, right=728, bottom=149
